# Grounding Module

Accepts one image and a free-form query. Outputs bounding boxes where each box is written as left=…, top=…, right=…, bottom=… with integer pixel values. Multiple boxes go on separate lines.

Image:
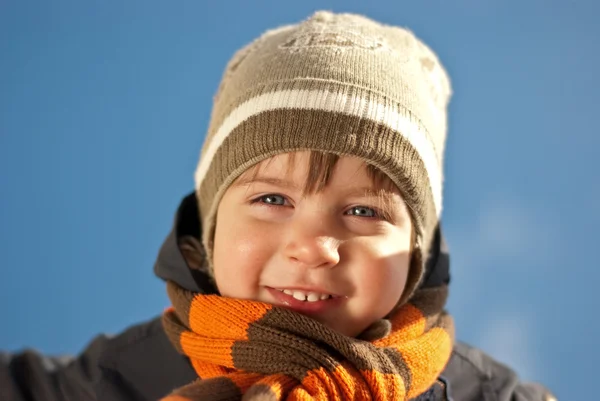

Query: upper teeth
left=280, top=289, right=331, bottom=302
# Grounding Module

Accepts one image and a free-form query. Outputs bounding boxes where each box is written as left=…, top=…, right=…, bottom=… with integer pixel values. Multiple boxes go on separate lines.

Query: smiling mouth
left=273, top=288, right=335, bottom=302
left=266, top=287, right=344, bottom=314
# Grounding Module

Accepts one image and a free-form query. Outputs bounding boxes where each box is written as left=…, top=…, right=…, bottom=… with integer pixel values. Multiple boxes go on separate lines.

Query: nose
left=283, top=217, right=340, bottom=269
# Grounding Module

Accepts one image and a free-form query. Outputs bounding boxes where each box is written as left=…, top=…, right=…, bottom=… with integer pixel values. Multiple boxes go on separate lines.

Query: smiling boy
left=1, top=11, right=554, bottom=401
left=213, top=152, right=413, bottom=337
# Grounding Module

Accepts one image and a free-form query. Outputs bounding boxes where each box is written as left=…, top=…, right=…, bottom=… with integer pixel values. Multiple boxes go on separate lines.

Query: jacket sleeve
left=486, top=352, right=556, bottom=401
left=509, top=382, right=557, bottom=401
left=446, top=342, right=557, bottom=401
left=0, top=335, right=108, bottom=401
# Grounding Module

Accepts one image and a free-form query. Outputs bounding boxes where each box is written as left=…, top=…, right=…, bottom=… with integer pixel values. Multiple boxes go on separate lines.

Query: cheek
left=352, top=239, right=411, bottom=314
left=212, top=213, right=275, bottom=298
left=363, top=254, right=409, bottom=298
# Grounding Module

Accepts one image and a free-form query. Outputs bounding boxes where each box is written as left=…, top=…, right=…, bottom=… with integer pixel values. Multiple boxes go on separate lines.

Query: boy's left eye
left=346, top=206, right=378, bottom=218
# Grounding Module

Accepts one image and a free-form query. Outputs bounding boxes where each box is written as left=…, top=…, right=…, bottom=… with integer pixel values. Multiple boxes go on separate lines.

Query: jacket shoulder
left=1, top=333, right=109, bottom=401
left=96, top=316, right=197, bottom=401
left=443, top=342, right=555, bottom=401
left=0, top=317, right=195, bottom=401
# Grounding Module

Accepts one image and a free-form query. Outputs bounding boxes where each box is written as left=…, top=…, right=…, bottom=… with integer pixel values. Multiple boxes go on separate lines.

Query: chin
left=320, top=320, right=359, bottom=337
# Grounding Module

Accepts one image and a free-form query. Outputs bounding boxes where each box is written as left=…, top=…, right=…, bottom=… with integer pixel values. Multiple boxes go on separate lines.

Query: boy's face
left=212, top=152, right=413, bottom=337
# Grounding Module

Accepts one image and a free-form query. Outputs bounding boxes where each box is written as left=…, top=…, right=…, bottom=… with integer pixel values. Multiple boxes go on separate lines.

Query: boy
left=1, top=11, right=554, bottom=401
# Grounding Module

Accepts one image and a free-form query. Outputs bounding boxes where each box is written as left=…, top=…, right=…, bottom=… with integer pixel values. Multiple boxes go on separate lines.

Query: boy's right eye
left=255, top=194, right=287, bottom=206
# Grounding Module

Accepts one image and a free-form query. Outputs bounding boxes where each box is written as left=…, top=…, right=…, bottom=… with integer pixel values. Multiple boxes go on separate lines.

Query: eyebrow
left=233, top=175, right=398, bottom=201
left=233, top=176, right=301, bottom=191
left=344, top=187, right=398, bottom=201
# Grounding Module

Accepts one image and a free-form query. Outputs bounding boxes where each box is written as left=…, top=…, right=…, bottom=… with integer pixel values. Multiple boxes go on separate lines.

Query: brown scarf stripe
left=161, top=282, right=454, bottom=400
left=238, top=308, right=352, bottom=373
left=168, top=282, right=195, bottom=327
left=408, top=286, right=450, bottom=332
left=238, top=304, right=413, bottom=390
left=161, top=310, right=185, bottom=355
left=234, top=309, right=414, bottom=398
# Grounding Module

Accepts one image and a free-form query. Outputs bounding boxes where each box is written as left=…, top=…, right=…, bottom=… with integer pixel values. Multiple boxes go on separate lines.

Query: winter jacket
left=0, top=193, right=555, bottom=401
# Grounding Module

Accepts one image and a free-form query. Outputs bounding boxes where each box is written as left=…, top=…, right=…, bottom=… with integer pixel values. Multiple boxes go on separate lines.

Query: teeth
left=277, top=289, right=333, bottom=302
left=306, top=292, right=320, bottom=302
left=292, top=291, right=306, bottom=301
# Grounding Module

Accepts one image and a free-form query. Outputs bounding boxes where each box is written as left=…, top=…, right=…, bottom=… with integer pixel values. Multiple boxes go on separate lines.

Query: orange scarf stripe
left=191, top=360, right=230, bottom=379
left=361, top=370, right=407, bottom=400
left=334, top=362, right=368, bottom=399
left=188, top=294, right=272, bottom=336
left=302, top=367, right=345, bottom=399
left=180, top=331, right=237, bottom=367
left=162, top=281, right=454, bottom=400
left=373, top=303, right=426, bottom=348
left=394, top=328, right=454, bottom=399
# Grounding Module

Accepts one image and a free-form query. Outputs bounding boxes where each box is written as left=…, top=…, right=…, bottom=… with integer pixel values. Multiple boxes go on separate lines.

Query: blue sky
left=1, top=1, right=598, bottom=399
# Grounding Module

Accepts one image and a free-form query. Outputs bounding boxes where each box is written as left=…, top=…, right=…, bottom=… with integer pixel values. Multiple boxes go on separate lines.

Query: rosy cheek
left=233, top=237, right=259, bottom=258
left=225, top=227, right=276, bottom=283
left=361, top=253, right=409, bottom=309
left=232, top=223, right=276, bottom=259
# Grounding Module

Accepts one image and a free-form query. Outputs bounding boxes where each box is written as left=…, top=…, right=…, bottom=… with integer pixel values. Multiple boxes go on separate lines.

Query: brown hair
left=244, top=151, right=397, bottom=195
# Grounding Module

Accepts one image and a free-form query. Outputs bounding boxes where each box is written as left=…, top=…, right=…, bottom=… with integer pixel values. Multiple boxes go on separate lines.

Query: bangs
left=241, top=150, right=399, bottom=196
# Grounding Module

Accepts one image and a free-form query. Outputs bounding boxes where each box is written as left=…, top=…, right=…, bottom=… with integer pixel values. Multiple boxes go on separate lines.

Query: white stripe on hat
left=194, top=88, right=442, bottom=216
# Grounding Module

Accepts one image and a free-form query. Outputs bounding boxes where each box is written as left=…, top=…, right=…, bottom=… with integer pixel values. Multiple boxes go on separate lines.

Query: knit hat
left=194, top=11, right=451, bottom=304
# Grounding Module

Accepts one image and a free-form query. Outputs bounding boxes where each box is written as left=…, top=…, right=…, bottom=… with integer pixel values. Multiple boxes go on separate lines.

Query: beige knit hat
left=194, top=11, right=451, bottom=303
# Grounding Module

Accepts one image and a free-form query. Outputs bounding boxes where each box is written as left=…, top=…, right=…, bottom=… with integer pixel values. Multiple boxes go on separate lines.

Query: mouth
left=265, top=286, right=344, bottom=314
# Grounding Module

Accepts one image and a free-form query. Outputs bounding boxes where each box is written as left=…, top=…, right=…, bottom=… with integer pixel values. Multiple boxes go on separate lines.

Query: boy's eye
left=346, top=206, right=378, bottom=218
left=258, top=194, right=286, bottom=206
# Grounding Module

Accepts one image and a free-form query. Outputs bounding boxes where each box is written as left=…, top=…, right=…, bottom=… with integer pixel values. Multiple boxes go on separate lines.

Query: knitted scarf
left=161, top=281, right=454, bottom=401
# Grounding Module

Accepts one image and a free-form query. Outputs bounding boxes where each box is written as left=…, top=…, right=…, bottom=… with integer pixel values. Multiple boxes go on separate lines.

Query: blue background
left=1, top=1, right=598, bottom=399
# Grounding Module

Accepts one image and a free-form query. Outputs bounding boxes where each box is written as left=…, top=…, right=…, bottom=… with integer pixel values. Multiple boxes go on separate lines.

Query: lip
left=266, top=287, right=345, bottom=315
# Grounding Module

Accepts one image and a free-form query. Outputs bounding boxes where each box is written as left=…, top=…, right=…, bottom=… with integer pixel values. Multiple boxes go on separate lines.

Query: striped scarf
left=161, top=281, right=454, bottom=400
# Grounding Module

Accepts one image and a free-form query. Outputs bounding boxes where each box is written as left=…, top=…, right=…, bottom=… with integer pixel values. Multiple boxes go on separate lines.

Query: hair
left=244, top=150, right=397, bottom=195
left=180, top=150, right=414, bottom=272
